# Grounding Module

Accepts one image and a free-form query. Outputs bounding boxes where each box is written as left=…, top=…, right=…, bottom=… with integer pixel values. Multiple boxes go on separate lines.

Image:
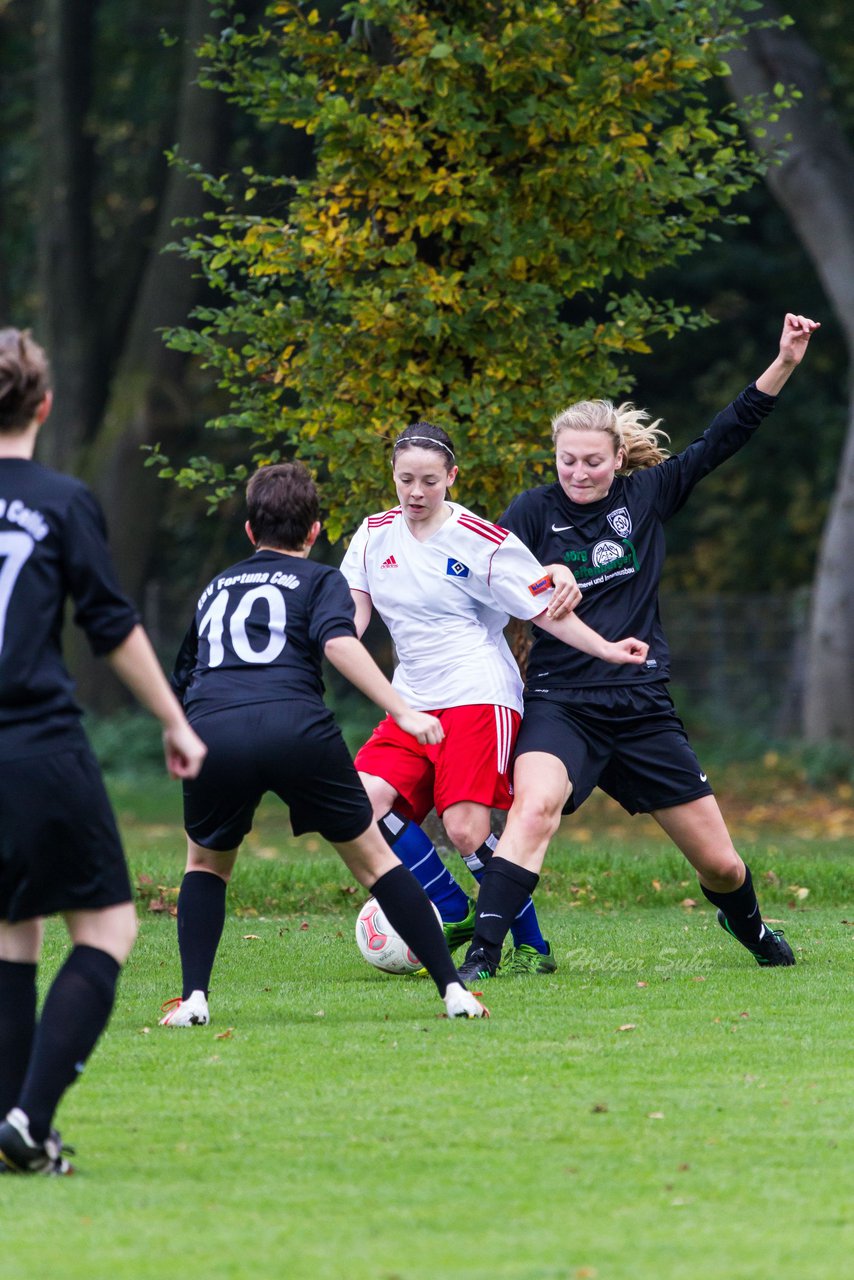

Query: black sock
left=178, top=870, right=227, bottom=998
left=18, top=945, right=120, bottom=1143
left=469, top=857, right=540, bottom=967
left=0, top=959, right=38, bottom=1117
left=370, top=864, right=459, bottom=997
left=700, top=864, right=763, bottom=944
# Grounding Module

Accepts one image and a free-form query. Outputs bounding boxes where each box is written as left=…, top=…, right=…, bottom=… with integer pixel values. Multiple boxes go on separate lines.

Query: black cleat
left=457, top=946, right=500, bottom=984
left=717, top=910, right=795, bottom=967
left=0, top=1109, right=74, bottom=1175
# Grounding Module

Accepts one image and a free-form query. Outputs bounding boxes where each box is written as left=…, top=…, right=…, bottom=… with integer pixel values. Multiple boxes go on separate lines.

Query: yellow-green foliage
left=167, top=0, right=774, bottom=537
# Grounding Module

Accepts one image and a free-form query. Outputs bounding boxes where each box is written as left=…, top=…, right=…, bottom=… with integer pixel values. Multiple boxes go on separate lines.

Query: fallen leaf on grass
left=680, top=898, right=698, bottom=909
left=616, top=1024, right=637, bottom=1032
left=647, top=1111, right=665, bottom=1120
left=314, top=1009, right=325, bottom=1018
left=299, top=921, right=310, bottom=931
left=214, top=1028, right=234, bottom=1040
left=636, top=981, right=648, bottom=988
left=690, top=975, right=706, bottom=982
left=242, top=934, right=261, bottom=940
left=591, top=1103, right=609, bottom=1113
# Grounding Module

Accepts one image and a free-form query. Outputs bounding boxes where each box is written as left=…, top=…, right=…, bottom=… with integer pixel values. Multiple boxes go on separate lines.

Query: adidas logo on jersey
left=380, top=555, right=399, bottom=569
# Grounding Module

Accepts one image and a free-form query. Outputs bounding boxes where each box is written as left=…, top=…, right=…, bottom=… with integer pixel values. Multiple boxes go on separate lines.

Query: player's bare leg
left=654, top=797, right=794, bottom=966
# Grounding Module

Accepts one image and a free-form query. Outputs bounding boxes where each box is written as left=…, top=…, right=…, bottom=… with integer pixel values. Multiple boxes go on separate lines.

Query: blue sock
left=463, top=834, right=547, bottom=952
left=378, top=811, right=470, bottom=924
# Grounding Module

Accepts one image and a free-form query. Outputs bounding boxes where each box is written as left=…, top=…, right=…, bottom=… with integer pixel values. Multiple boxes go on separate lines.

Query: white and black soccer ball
left=355, top=896, right=442, bottom=974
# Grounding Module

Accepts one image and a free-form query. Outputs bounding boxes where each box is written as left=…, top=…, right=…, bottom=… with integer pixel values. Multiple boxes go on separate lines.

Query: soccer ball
left=355, top=896, right=442, bottom=974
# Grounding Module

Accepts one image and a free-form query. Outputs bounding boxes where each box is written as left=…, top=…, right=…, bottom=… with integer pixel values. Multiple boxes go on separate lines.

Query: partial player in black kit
left=458, top=312, right=819, bottom=982
left=0, top=328, right=207, bottom=1175
left=160, top=461, right=488, bottom=1026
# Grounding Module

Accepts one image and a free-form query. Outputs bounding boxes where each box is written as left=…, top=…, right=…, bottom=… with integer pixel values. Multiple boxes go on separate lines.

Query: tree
left=166, top=0, right=776, bottom=539
left=725, top=1, right=854, bottom=745
left=8, top=0, right=229, bottom=707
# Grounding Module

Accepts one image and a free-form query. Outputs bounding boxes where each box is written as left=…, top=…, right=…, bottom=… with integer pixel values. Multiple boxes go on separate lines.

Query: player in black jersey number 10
left=160, top=461, right=489, bottom=1026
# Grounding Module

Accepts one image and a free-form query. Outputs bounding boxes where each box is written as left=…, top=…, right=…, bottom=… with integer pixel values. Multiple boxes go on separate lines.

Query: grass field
left=1, top=774, right=851, bottom=1280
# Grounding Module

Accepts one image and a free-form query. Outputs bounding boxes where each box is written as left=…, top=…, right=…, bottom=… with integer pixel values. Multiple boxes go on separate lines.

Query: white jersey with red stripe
left=339, top=501, right=554, bottom=712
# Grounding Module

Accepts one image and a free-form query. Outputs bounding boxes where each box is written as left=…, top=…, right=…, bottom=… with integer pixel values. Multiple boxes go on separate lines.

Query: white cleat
left=443, top=981, right=490, bottom=1019
left=159, top=989, right=210, bottom=1026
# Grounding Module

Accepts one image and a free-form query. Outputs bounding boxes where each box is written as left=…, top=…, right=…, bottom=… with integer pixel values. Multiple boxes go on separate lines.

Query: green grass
left=2, top=775, right=852, bottom=1280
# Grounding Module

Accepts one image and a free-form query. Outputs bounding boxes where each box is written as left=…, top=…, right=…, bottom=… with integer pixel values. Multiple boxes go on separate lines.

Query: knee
left=186, top=845, right=237, bottom=883
left=120, top=911, right=139, bottom=959
left=441, top=813, right=483, bottom=856
left=104, top=904, right=138, bottom=966
left=698, top=849, right=744, bottom=893
left=508, top=789, right=564, bottom=844
left=358, top=772, right=398, bottom=822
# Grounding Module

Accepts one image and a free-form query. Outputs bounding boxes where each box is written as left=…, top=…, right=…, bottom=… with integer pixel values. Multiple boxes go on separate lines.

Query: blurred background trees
left=0, top=0, right=850, bottom=747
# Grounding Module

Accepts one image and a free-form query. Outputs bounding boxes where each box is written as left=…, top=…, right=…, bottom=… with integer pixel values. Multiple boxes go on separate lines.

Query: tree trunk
left=726, top=4, right=854, bottom=745
left=34, top=0, right=101, bottom=469
left=39, top=1, right=225, bottom=710
left=74, top=0, right=224, bottom=711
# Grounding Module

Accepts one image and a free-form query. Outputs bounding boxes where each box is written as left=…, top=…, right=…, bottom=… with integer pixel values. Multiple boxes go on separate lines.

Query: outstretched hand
left=779, top=313, right=820, bottom=366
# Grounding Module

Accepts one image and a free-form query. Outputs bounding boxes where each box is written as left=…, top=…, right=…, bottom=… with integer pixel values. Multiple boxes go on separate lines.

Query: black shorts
left=0, top=739, right=131, bottom=922
left=183, top=701, right=374, bottom=850
left=515, top=684, right=714, bottom=816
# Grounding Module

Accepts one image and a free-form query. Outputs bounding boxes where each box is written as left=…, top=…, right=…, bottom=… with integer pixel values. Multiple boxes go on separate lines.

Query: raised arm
left=105, top=625, right=207, bottom=778
left=534, top=609, right=648, bottom=665
left=323, top=634, right=444, bottom=744
left=755, top=313, right=820, bottom=396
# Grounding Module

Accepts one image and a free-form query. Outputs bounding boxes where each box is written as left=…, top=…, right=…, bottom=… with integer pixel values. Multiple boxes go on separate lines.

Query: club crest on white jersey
left=446, top=558, right=470, bottom=578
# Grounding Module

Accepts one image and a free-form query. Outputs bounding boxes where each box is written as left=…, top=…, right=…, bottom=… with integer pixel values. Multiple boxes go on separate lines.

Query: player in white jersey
left=340, top=421, right=647, bottom=975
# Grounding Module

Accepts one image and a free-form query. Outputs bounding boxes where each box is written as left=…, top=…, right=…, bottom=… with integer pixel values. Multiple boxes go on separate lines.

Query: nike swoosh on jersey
left=551, top=523, right=574, bottom=532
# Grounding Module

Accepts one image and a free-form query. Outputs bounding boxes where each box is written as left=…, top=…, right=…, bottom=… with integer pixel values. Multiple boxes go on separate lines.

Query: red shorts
left=354, top=704, right=521, bottom=824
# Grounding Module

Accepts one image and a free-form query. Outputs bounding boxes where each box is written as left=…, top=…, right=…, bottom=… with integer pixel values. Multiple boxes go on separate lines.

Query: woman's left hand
left=546, top=564, right=582, bottom=619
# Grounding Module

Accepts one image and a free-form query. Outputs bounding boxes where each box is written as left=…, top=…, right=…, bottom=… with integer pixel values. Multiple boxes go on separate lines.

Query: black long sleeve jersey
left=171, top=549, right=357, bottom=720
left=499, top=383, right=776, bottom=695
left=0, top=458, right=139, bottom=760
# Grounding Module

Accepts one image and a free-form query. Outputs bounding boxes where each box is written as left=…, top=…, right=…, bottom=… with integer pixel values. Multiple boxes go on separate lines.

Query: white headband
left=394, top=434, right=456, bottom=461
